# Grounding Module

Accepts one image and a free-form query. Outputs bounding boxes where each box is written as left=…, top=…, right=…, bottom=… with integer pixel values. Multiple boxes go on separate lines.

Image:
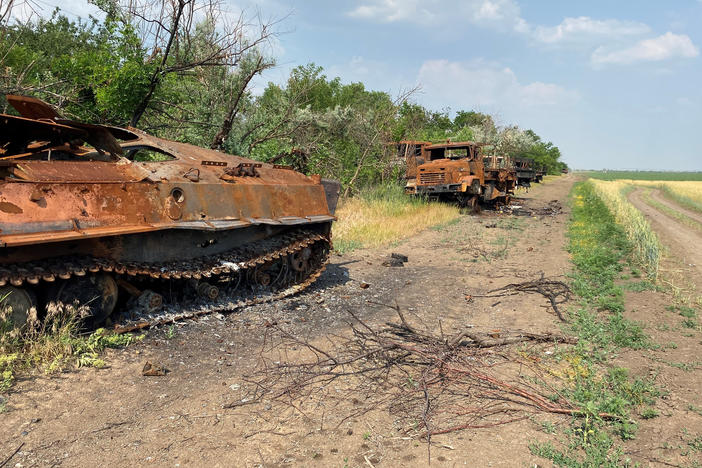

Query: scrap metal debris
left=382, top=253, right=409, bottom=267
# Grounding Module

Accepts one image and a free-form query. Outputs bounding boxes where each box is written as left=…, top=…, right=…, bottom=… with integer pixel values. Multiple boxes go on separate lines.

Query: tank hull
left=0, top=95, right=339, bottom=330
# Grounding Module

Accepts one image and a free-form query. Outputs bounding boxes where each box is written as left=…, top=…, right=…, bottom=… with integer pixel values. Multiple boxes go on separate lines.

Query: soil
left=1, top=177, right=700, bottom=467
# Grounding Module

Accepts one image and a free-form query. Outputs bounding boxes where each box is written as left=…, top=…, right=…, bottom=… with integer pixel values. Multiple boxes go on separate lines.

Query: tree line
left=0, top=0, right=567, bottom=195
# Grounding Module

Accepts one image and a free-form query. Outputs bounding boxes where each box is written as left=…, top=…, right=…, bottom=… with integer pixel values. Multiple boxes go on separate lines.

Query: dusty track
left=628, top=188, right=702, bottom=283
left=649, top=188, right=702, bottom=226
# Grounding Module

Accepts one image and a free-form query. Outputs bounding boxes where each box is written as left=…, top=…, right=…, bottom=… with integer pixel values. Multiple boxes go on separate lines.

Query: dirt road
left=628, top=188, right=702, bottom=283
left=1, top=177, right=701, bottom=467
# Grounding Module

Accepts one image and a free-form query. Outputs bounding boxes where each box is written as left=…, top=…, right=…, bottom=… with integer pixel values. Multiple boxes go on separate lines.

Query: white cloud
left=416, top=59, right=578, bottom=109
left=591, top=32, right=699, bottom=65
left=533, top=17, right=650, bottom=44
left=348, top=0, right=526, bottom=32
left=347, top=0, right=441, bottom=23
left=348, top=1, right=658, bottom=49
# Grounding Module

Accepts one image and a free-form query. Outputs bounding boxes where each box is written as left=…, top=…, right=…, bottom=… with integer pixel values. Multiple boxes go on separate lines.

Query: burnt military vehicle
left=0, top=96, right=340, bottom=331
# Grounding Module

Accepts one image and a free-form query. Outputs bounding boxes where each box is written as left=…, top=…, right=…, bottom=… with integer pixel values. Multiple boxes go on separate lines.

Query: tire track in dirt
left=649, top=188, right=702, bottom=227
left=628, top=188, right=702, bottom=285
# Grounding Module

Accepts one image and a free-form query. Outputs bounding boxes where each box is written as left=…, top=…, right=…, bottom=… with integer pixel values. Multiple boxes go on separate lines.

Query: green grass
left=583, top=171, right=702, bottom=181
left=666, top=305, right=700, bottom=330
left=530, top=181, right=658, bottom=467
left=1, top=303, right=142, bottom=392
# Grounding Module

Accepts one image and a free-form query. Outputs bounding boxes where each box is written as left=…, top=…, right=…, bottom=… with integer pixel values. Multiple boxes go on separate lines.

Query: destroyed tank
left=0, top=96, right=340, bottom=331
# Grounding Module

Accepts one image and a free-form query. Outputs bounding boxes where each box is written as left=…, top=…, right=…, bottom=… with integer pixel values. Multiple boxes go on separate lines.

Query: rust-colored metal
left=393, top=140, right=431, bottom=180
left=0, top=95, right=340, bottom=329
left=396, top=140, right=512, bottom=207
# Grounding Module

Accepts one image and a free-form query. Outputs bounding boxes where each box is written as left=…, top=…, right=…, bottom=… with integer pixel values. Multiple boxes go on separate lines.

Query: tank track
left=0, top=230, right=330, bottom=333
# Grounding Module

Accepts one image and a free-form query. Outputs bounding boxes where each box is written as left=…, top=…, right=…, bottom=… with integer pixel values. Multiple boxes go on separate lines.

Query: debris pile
left=228, top=305, right=618, bottom=455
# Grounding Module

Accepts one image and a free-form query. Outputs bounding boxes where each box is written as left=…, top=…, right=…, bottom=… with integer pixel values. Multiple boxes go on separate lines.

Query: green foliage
left=1, top=12, right=151, bottom=124
left=0, top=10, right=566, bottom=192
left=515, top=129, right=567, bottom=174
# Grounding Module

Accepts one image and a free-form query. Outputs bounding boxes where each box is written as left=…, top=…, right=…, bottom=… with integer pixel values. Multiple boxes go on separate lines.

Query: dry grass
left=333, top=185, right=460, bottom=253
left=589, top=180, right=660, bottom=279
left=605, top=180, right=702, bottom=213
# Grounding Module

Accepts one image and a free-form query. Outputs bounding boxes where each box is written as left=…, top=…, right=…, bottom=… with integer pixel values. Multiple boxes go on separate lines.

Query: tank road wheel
left=55, top=274, right=118, bottom=329
left=248, top=258, right=289, bottom=290
left=0, top=286, right=38, bottom=330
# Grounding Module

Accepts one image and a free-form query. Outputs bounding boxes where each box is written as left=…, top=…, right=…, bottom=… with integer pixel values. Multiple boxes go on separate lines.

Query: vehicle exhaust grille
left=419, top=172, right=445, bottom=184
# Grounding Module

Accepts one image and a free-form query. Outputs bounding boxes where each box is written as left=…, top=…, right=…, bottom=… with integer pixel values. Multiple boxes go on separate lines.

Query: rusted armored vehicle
left=514, top=157, right=537, bottom=188
left=402, top=141, right=511, bottom=208
left=0, top=95, right=340, bottom=330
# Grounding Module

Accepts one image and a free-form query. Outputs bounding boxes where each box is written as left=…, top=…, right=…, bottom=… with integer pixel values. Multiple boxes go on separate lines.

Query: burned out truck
left=482, top=153, right=517, bottom=205
left=401, top=141, right=512, bottom=208
left=514, top=157, right=537, bottom=188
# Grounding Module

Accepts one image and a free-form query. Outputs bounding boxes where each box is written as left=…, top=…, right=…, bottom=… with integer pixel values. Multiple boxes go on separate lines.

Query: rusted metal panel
left=10, top=161, right=150, bottom=182
left=6, top=95, right=60, bottom=120
left=0, top=96, right=336, bottom=255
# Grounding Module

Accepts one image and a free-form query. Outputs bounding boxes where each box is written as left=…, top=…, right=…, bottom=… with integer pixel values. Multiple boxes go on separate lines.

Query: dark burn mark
left=0, top=201, right=23, bottom=214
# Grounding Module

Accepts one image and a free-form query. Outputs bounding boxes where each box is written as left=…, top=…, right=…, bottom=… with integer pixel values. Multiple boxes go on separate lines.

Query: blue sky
left=17, top=0, right=702, bottom=170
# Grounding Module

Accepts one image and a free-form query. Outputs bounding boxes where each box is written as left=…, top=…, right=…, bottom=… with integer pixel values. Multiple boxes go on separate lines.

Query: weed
left=687, top=434, right=702, bottom=452
left=640, top=408, right=659, bottom=419
left=165, top=325, right=177, bottom=340
left=541, top=421, right=557, bottom=434
left=430, top=217, right=460, bottom=231
left=362, top=431, right=371, bottom=440
left=623, top=280, right=657, bottom=292
left=0, top=303, right=142, bottom=390
left=666, top=305, right=700, bottom=329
